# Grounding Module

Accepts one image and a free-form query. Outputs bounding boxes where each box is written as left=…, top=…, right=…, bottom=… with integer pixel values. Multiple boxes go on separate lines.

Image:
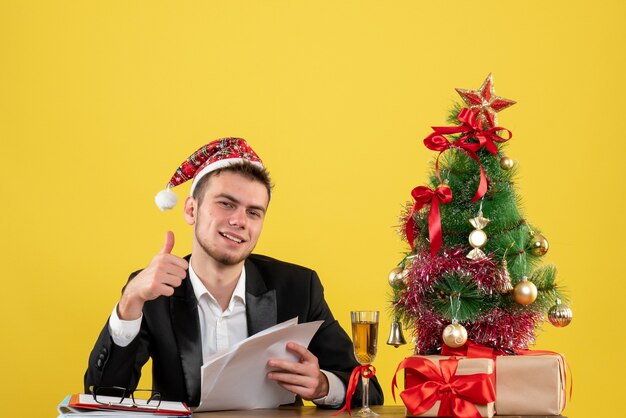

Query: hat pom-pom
left=155, top=187, right=178, bottom=211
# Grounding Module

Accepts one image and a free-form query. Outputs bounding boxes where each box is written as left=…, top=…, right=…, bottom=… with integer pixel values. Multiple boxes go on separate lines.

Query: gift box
left=395, top=355, right=495, bottom=418
left=495, top=353, right=566, bottom=416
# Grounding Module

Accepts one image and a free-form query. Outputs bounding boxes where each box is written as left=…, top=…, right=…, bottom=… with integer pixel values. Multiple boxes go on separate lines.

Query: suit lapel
left=170, top=268, right=202, bottom=406
left=245, top=259, right=277, bottom=336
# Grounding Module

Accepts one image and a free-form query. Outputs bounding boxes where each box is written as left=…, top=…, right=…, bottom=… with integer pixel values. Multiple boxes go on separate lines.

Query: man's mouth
left=220, top=232, right=244, bottom=244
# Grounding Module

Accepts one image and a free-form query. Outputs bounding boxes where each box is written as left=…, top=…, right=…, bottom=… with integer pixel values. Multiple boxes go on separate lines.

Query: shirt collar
left=188, top=258, right=247, bottom=306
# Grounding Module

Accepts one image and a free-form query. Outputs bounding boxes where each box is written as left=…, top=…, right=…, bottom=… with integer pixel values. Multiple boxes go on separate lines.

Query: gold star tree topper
left=455, top=73, right=516, bottom=128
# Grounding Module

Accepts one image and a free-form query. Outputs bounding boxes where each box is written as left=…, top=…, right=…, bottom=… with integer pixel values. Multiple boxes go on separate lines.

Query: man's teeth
left=222, top=233, right=243, bottom=243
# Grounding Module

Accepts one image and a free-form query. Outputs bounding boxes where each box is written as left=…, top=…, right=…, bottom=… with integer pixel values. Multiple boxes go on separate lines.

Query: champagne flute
left=351, top=311, right=379, bottom=417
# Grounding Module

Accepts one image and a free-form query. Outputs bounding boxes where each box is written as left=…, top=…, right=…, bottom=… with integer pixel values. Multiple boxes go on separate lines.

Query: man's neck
left=190, top=253, right=245, bottom=312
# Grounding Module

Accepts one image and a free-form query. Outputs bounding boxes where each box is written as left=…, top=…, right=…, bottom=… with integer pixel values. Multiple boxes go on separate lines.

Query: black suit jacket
left=85, top=254, right=383, bottom=408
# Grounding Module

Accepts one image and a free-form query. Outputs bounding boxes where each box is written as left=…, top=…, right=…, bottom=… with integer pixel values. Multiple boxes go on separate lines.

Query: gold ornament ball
left=400, top=266, right=411, bottom=281
left=500, top=156, right=515, bottom=170
left=388, top=267, right=404, bottom=288
left=468, top=229, right=488, bottom=248
left=529, top=233, right=549, bottom=256
left=514, top=277, right=538, bottom=305
left=442, top=323, right=468, bottom=348
left=548, top=300, right=573, bottom=327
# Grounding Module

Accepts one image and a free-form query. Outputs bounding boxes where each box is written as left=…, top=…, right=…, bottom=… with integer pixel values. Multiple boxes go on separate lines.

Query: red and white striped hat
left=154, top=137, right=263, bottom=211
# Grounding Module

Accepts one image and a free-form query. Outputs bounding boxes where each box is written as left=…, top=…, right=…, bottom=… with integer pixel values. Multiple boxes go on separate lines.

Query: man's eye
left=219, top=201, right=233, bottom=208
left=247, top=210, right=261, bottom=218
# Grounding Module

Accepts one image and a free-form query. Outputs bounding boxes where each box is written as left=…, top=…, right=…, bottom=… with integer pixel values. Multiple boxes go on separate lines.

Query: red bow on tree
left=405, top=184, right=452, bottom=256
left=423, top=108, right=512, bottom=203
left=392, top=357, right=495, bottom=418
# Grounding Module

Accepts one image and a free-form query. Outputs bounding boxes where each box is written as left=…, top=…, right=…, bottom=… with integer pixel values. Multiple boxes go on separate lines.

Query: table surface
left=192, top=405, right=566, bottom=417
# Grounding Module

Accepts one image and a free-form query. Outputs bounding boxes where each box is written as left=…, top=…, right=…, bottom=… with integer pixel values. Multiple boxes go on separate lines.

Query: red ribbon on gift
left=441, top=340, right=503, bottom=360
left=423, top=108, right=512, bottom=203
left=392, top=356, right=495, bottom=418
left=334, top=365, right=376, bottom=416
left=405, top=184, right=453, bottom=256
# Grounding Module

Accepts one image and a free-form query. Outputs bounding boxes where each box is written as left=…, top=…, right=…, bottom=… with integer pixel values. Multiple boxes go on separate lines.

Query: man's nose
left=229, top=208, right=247, bottom=227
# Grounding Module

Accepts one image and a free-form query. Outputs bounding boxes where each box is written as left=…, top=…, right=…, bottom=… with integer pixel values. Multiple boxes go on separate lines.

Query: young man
left=84, top=138, right=383, bottom=409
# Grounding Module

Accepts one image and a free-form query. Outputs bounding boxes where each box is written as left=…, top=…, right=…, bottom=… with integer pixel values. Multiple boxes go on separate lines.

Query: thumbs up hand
left=118, top=231, right=189, bottom=320
left=160, top=230, right=176, bottom=255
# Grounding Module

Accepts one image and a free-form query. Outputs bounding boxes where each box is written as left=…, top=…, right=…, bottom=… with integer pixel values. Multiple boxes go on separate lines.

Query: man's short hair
left=191, top=161, right=273, bottom=205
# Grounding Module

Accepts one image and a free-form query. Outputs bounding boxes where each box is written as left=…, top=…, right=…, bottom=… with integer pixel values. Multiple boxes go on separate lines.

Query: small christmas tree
left=388, top=74, right=572, bottom=354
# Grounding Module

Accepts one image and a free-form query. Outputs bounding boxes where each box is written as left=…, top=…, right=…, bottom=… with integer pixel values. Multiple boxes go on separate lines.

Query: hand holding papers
left=196, top=318, right=323, bottom=412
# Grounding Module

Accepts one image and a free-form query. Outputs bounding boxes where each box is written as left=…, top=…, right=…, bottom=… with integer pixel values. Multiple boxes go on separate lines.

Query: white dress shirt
left=188, top=261, right=248, bottom=362
left=108, top=259, right=345, bottom=406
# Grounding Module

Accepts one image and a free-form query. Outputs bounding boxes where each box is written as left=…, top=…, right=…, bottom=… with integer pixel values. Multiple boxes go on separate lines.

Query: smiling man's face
left=185, top=170, right=269, bottom=267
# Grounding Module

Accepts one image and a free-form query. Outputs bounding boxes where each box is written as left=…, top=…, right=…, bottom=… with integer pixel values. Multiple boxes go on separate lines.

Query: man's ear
left=183, top=196, right=197, bottom=225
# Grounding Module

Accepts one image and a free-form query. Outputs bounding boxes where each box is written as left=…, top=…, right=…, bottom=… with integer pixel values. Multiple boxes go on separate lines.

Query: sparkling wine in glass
left=351, top=311, right=379, bottom=417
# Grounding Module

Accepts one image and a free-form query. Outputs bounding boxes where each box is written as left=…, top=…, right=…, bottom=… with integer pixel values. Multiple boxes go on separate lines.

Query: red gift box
left=393, top=355, right=495, bottom=418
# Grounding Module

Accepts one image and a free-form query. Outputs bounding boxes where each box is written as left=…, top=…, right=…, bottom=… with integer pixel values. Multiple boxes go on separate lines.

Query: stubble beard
left=195, top=224, right=253, bottom=266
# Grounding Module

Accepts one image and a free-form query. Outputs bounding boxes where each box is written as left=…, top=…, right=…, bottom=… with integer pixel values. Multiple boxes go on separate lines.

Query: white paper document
left=195, top=318, right=323, bottom=412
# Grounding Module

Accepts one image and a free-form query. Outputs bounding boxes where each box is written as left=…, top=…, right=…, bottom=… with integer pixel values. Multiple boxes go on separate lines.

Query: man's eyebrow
left=215, top=193, right=267, bottom=213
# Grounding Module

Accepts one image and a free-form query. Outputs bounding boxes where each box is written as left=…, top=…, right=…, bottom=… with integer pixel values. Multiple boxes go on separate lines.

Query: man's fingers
left=267, top=345, right=327, bottom=401
left=272, top=381, right=304, bottom=398
left=268, top=358, right=304, bottom=375
left=139, top=272, right=183, bottom=299
left=157, top=283, right=176, bottom=297
left=267, top=372, right=319, bottom=400
left=286, top=342, right=315, bottom=362
left=155, top=253, right=189, bottom=270
left=155, top=258, right=188, bottom=278
left=159, top=230, right=175, bottom=254
left=157, top=272, right=185, bottom=288
left=268, top=371, right=308, bottom=386
left=120, top=233, right=186, bottom=317
left=267, top=343, right=317, bottom=374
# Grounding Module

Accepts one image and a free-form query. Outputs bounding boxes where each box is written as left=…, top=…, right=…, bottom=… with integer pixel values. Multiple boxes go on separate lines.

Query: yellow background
left=1, top=1, right=624, bottom=416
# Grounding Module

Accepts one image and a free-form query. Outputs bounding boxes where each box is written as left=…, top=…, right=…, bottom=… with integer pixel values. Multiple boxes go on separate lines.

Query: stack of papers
left=57, top=394, right=191, bottom=417
left=196, top=318, right=323, bottom=411
left=58, top=318, right=322, bottom=415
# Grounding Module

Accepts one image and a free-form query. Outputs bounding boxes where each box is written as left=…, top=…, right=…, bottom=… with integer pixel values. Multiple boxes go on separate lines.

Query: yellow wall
left=1, top=1, right=623, bottom=416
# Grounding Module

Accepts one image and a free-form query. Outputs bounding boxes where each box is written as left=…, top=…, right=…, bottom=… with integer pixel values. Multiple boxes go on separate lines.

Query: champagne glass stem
left=361, top=373, right=370, bottom=411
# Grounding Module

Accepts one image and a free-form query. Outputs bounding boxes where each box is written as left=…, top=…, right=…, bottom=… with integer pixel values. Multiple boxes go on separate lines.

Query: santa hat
left=154, top=137, right=264, bottom=211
